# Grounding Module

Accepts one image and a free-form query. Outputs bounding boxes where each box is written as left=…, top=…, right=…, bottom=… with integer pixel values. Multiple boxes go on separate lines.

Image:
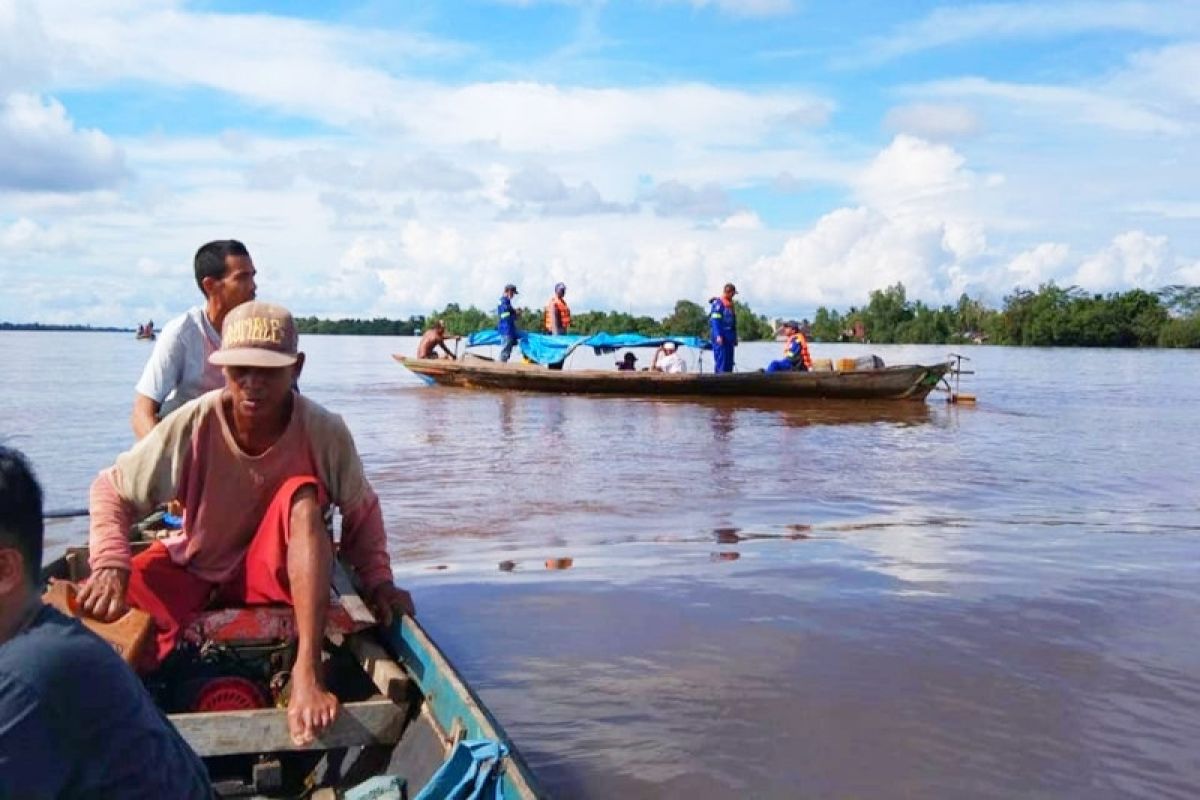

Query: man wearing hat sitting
left=651, top=341, right=688, bottom=374
left=616, top=352, right=639, bottom=371
left=78, top=301, right=414, bottom=747
left=765, top=320, right=813, bottom=373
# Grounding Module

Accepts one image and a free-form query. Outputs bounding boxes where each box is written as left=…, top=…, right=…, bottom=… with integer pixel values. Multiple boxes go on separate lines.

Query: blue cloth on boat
left=467, top=330, right=711, bottom=367
left=0, top=606, right=210, bottom=800
left=162, top=512, right=183, bottom=528
left=413, top=739, right=510, bottom=800
left=496, top=296, right=518, bottom=338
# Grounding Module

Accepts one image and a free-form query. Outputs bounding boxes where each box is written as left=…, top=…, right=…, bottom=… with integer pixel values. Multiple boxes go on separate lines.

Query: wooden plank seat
left=171, top=698, right=405, bottom=757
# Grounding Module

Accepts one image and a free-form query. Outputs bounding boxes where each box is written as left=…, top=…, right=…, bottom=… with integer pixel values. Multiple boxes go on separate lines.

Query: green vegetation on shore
left=810, top=283, right=1200, bottom=347
left=296, top=300, right=777, bottom=340
left=285, top=283, right=1200, bottom=348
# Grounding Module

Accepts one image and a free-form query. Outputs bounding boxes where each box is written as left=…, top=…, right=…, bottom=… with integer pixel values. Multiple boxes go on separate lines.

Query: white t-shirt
left=134, top=306, right=224, bottom=417
left=656, top=351, right=688, bottom=374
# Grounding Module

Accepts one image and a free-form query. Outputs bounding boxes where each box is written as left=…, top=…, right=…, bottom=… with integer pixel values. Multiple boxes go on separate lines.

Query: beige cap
left=209, top=301, right=299, bottom=368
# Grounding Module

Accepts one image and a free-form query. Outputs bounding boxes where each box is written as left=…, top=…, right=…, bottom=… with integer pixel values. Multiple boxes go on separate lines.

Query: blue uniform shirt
left=497, top=295, right=518, bottom=338
left=0, top=605, right=211, bottom=800
left=708, top=298, right=737, bottom=345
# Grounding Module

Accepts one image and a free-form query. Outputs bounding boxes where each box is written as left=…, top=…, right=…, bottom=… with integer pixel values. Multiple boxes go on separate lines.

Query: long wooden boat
left=42, top=542, right=544, bottom=799
left=395, top=355, right=950, bottom=401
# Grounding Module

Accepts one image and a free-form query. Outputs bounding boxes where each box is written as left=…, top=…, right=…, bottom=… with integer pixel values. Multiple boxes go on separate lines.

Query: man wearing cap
left=765, top=320, right=813, bottom=373
left=132, top=239, right=257, bottom=439
left=78, top=301, right=414, bottom=747
left=615, top=352, right=638, bottom=371
left=651, top=340, right=688, bottom=374
left=497, top=284, right=521, bottom=363
left=708, top=283, right=739, bottom=373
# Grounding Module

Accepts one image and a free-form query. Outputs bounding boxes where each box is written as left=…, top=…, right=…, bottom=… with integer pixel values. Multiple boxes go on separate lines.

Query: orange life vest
left=786, top=333, right=813, bottom=370
left=545, top=296, right=571, bottom=333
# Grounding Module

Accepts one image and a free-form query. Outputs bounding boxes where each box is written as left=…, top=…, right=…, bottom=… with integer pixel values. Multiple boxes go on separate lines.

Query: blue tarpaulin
left=466, top=330, right=711, bottom=366
left=412, top=739, right=509, bottom=800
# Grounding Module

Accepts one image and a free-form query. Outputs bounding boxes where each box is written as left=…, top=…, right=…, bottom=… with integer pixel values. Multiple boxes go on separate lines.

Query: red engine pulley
left=191, top=676, right=271, bottom=712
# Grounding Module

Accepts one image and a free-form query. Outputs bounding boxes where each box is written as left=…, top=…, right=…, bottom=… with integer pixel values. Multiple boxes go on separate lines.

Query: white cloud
left=678, top=0, right=796, bottom=17
left=646, top=180, right=732, bottom=219
left=504, top=165, right=635, bottom=217
left=1074, top=231, right=1169, bottom=290
left=912, top=77, right=1185, bottom=136
left=846, top=1, right=1200, bottom=67
left=884, top=103, right=983, bottom=140
left=0, top=93, right=127, bottom=191
left=1005, top=242, right=1071, bottom=287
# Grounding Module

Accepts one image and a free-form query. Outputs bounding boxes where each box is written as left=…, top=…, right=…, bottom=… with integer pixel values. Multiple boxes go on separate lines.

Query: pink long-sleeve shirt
left=89, top=390, right=393, bottom=589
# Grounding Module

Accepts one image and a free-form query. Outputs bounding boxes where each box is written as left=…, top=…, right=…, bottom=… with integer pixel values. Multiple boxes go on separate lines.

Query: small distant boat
left=395, top=331, right=950, bottom=401
left=135, top=331, right=156, bottom=340
left=42, top=539, right=544, bottom=798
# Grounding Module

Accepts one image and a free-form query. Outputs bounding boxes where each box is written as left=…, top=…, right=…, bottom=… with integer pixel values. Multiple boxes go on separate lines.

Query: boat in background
left=397, top=353, right=949, bottom=401
left=396, top=330, right=950, bottom=401
left=42, top=539, right=544, bottom=799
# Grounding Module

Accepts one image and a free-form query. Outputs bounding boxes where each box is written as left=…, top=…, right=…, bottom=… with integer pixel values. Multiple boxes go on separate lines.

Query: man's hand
left=365, top=581, right=415, bottom=626
left=716, top=335, right=724, bottom=346
left=76, top=567, right=130, bottom=622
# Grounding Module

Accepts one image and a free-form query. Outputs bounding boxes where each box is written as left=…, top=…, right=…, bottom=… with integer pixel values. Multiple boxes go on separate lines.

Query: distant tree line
left=295, top=300, right=777, bottom=341
left=293, top=283, right=1200, bottom=348
left=810, top=283, right=1200, bottom=348
left=0, top=322, right=129, bottom=333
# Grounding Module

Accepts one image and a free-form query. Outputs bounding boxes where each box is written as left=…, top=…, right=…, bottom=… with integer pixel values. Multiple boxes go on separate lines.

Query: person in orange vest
left=545, top=283, right=571, bottom=335
left=544, top=282, right=571, bottom=370
left=765, top=320, right=813, bottom=373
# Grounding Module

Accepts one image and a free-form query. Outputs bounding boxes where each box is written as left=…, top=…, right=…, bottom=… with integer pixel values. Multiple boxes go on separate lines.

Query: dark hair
left=0, top=447, right=44, bottom=585
left=194, top=240, right=250, bottom=297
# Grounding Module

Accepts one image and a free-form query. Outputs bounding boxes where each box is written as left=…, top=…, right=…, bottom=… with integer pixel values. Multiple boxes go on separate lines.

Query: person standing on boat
left=0, top=447, right=211, bottom=799
left=544, top=282, right=571, bottom=370
left=132, top=239, right=257, bottom=439
left=708, top=283, right=738, bottom=373
left=497, top=283, right=520, bottom=363
left=78, top=302, right=415, bottom=748
left=765, top=320, right=813, bottom=373
left=545, top=283, right=571, bottom=335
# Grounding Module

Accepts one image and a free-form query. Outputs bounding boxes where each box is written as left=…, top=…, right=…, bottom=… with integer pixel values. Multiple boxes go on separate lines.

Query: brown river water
left=3, top=331, right=1199, bottom=798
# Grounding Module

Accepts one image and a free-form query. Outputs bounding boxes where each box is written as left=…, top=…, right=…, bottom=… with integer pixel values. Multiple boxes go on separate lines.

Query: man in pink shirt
left=78, top=301, right=413, bottom=747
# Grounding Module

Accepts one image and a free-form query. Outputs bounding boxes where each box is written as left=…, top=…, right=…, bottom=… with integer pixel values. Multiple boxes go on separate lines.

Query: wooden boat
left=395, top=354, right=950, bottom=401
left=42, top=541, right=543, bottom=799
left=136, top=332, right=156, bottom=341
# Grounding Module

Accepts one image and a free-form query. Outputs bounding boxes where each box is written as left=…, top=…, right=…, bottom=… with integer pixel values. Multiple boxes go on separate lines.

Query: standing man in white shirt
left=131, top=240, right=257, bottom=439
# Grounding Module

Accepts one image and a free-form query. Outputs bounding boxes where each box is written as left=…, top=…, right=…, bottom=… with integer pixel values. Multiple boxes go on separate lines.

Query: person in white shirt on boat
left=651, top=341, right=687, bottom=374
left=131, top=240, right=257, bottom=439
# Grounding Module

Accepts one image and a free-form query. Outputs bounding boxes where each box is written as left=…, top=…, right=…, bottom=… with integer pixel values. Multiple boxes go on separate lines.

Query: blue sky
left=1, top=0, right=1198, bottom=324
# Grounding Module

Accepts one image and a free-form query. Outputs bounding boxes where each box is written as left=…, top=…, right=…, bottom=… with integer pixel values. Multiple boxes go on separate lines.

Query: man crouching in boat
left=77, top=301, right=414, bottom=746
left=764, top=320, right=813, bottom=373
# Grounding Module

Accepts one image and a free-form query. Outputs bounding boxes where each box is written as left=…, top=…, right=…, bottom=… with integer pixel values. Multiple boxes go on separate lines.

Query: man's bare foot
left=287, top=669, right=339, bottom=746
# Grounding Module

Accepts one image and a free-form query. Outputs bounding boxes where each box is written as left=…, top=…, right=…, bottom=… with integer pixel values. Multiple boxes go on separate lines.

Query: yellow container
left=837, top=358, right=857, bottom=372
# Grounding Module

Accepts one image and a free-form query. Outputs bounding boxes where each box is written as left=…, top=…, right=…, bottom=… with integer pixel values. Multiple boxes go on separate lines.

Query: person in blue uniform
left=497, top=283, right=520, bottom=363
left=765, top=320, right=813, bottom=373
left=708, top=283, right=738, bottom=373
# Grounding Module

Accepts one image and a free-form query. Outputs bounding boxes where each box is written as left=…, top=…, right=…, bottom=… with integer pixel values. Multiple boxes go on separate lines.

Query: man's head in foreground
left=0, top=447, right=43, bottom=640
